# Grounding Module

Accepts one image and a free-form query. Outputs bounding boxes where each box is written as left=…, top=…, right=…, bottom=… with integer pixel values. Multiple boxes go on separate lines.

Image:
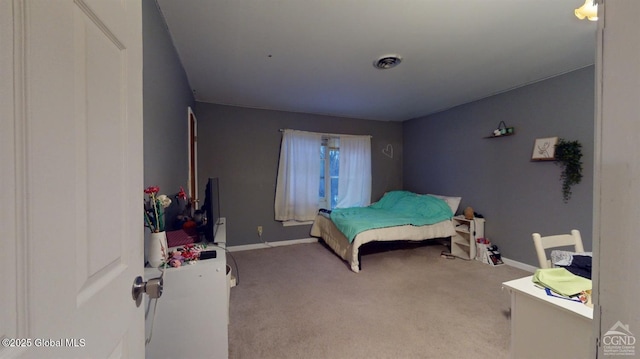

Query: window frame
left=319, top=136, right=339, bottom=210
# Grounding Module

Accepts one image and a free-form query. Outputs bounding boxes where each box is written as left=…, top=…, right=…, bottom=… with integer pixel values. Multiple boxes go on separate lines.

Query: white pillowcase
left=427, top=194, right=462, bottom=215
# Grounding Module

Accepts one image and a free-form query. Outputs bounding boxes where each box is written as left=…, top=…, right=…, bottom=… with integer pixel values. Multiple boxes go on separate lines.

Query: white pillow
left=428, top=194, right=462, bottom=215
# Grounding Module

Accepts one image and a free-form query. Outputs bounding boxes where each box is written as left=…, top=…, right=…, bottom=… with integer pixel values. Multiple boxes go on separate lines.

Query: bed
left=310, top=191, right=460, bottom=272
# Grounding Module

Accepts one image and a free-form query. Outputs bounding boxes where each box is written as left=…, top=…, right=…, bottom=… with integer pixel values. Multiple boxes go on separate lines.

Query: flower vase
left=147, top=231, right=168, bottom=267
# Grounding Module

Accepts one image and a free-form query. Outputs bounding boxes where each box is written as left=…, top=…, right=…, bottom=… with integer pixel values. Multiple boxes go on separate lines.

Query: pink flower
left=177, top=186, right=187, bottom=200
left=144, top=186, right=160, bottom=194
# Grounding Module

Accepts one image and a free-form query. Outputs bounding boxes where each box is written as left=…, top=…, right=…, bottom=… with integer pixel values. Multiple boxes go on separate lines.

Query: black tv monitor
left=202, top=177, right=220, bottom=242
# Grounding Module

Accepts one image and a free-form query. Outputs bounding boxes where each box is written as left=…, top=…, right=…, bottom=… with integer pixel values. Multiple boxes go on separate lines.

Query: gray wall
left=142, top=0, right=194, bottom=211
left=194, top=103, right=403, bottom=246
left=403, top=66, right=594, bottom=267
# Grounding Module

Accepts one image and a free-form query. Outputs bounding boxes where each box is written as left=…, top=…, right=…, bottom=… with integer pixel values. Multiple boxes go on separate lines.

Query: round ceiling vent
left=373, top=55, right=402, bottom=70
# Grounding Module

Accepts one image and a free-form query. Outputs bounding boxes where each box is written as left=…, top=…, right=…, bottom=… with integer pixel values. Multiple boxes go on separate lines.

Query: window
left=275, top=130, right=371, bottom=222
left=319, top=137, right=340, bottom=209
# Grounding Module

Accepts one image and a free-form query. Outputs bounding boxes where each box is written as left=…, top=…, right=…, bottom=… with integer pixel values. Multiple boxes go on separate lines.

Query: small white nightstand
left=451, top=215, right=485, bottom=259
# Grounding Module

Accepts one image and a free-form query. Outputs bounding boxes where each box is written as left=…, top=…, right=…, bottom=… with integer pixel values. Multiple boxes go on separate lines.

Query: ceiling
left=156, top=0, right=597, bottom=122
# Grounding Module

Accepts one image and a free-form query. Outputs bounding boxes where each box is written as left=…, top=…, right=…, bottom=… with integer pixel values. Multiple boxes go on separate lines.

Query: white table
left=502, top=275, right=593, bottom=359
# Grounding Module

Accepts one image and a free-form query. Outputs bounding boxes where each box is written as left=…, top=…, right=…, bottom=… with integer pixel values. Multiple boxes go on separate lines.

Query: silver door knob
left=131, top=275, right=163, bottom=307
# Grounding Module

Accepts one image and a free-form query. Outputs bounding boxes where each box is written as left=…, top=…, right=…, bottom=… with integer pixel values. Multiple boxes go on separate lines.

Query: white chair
left=532, top=230, right=585, bottom=269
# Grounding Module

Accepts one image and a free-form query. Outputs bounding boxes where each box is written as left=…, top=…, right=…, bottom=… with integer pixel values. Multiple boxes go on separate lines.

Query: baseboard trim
left=227, top=237, right=318, bottom=252
left=502, top=257, right=537, bottom=273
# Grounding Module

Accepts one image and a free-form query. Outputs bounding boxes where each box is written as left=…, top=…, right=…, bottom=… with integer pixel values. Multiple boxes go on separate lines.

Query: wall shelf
left=486, top=121, right=515, bottom=138
left=484, top=132, right=515, bottom=139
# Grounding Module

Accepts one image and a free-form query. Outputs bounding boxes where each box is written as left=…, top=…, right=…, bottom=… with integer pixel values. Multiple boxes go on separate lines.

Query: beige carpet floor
left=227, top=241, right=530, bottom=359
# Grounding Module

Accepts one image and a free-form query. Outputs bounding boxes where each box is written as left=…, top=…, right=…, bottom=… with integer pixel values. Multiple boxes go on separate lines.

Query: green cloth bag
left=532, top=268, right=592, bottom=297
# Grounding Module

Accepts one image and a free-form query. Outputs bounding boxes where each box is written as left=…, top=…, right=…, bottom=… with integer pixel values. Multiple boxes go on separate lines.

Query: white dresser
left=145, top=220, right=228, bottom=359
left=502, top=275, right=593, bottom=359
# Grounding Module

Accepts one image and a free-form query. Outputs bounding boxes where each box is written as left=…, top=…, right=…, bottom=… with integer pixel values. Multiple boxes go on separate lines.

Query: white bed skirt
left=310, top=214, right=455, bottom=272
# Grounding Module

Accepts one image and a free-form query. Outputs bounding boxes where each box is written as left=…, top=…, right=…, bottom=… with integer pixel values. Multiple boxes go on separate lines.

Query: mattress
left=310, top=214, right=455, bottom=272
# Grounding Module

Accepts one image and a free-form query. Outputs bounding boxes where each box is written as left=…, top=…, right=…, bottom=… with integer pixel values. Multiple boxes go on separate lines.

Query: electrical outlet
left=257, top=226, right=263, bottom=237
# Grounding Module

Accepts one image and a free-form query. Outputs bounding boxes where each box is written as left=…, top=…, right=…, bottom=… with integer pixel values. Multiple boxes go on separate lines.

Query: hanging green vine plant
left=555, top=138, right=583, bottom=203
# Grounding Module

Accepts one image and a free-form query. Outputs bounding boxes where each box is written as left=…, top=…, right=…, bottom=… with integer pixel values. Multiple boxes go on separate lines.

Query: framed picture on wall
left=531, top=137, right=558, bottom=161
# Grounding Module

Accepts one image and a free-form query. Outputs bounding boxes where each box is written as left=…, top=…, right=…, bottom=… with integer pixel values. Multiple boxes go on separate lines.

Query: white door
left=1, top=1, right=144, bottom=358
left=594, top=0, right=640, bottom=357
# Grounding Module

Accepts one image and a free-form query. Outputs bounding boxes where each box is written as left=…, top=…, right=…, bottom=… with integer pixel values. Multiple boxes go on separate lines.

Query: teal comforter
left=330, top=191, right=453, bottom=243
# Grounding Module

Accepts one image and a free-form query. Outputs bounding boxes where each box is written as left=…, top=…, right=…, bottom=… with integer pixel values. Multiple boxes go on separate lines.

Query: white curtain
left=274, top=130, right=322, bottom=221
left=336, top=135, right=371, bottom=208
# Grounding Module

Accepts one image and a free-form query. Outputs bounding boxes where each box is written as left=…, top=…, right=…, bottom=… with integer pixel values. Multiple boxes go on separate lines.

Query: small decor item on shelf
left=463, top=206, right=474, bottom=220
left=164, top=243, right=208, bottom=268
left=144, top=186, right=172, bottom=233
left=143, top=185, right=175, bottom=267
left=175, top=186, right=193, bottom=229
left=489, top=120, right=515, bottom=137
left=147, top=231, right=168, bottom=268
